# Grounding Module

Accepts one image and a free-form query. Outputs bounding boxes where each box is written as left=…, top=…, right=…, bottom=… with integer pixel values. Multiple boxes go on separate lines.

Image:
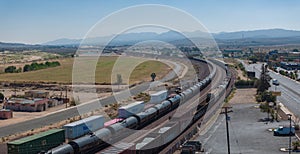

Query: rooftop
left=0, top=109, right=11, bottom=112
left=280, top=62, right=299, bottom=65
left=8, top=98, right=45, bottom=104
left=27, top=91, right=48, bottom=94
left=223, top=49, right=243, bottom=53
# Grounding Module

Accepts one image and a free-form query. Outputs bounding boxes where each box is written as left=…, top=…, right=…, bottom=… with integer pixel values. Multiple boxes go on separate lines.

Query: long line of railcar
left=47, top=59, right=216, bottom=154
left=99, top=59, right=230, bottom=154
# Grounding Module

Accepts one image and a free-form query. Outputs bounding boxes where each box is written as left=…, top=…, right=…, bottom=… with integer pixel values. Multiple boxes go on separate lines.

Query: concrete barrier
left=278, top=102, right=300, bottom=141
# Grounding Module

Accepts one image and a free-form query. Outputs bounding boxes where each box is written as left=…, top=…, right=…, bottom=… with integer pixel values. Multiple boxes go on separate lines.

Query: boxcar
left=7, top=129, right=65, bottom=154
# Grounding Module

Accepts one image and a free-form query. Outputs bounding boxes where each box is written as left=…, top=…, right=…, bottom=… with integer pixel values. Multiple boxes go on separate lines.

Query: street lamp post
left=287, top=114, right=292, bottom=154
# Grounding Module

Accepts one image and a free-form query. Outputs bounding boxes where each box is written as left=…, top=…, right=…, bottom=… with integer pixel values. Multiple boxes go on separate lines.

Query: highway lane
left=0, top=59, right=207, bottom=138
left=270, top=82, right=300, bottom=119
left=240, top=61, right=300, bottom=121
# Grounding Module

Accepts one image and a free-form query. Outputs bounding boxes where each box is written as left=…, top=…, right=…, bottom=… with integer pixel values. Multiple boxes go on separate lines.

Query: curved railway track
left=47, top=58, right=226, bottom=154
left=96, top=59, right=226, bottom=154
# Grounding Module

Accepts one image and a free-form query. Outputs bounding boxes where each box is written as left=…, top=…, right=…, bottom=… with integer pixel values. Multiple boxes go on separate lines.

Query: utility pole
left=223, top=106, right=232, bottom=154
left=14, top=81, right=17, bottom=96
left=287, top=114, right=292, bottom=154
left=65, top=86, right=68, bottom=108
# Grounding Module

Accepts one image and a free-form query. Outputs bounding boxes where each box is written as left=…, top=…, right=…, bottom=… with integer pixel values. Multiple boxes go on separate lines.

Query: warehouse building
left=280, top=62, right=300, bottom=70
left=0, top=109, right=13, bottom=119
left=222, top=49, right=243, bottom=58
left=4, top=98, right=49, bottom=112
left=25, top=91, right=49, bottom=98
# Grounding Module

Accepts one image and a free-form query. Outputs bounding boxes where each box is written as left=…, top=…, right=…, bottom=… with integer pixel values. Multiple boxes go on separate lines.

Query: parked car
left=273, top=126, right=295, bottom=136
left=181, top=145, right=197, bottom=154
left=181, top=140, right=203, bottom=154
left=272, top=79, right=279, bottom=86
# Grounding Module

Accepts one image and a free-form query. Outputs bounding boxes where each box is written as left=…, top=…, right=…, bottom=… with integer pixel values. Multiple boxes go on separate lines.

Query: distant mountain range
left=214, top=28, right=300, bottom=39
left=42, top=28, right=300, bottom=46
left=1, top=28, right=300, bottom=50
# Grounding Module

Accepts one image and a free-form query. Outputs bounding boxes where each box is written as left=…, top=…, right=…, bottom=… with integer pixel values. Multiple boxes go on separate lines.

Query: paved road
left=0, top=59, right=209, bottom=138
left=240, top=61, right=300, bottom=121
left=197, top=103, right=298, bottom=154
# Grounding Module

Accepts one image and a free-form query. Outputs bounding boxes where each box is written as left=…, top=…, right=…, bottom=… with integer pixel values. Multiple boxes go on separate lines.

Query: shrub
left=4, top=66, right=21, bottom=73
left=23, top=61, right=61, bottom=72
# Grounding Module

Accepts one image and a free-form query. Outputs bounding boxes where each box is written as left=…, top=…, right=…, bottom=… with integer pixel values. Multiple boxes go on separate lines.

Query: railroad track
left=46, top=58, right=219, bottom=154
left=160, top=64, right=235, bottom=154
left=96, top=60, right=224, bottom=154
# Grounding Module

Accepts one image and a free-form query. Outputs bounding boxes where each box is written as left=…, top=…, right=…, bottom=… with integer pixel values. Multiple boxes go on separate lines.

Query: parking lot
left=197, top=103, right=298, bottom=154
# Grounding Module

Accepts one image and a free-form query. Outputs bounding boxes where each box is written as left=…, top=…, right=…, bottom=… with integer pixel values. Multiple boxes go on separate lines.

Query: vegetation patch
left=0, top=56, right=170, bottom=84
left=225, top=87, right=236, bottom=103
left=104, top=103, right=120, bottom=119
left=23, top=61, right=60, bottom=72
left=133, top=92, right=150, bottom=102
left=235, top=79, right=257, bottom=88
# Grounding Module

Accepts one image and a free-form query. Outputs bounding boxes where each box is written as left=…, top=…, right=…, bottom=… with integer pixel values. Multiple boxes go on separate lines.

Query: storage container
left=63, top=115, right=104, bottom=139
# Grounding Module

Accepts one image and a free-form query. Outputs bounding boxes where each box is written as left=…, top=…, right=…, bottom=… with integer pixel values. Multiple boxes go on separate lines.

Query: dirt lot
left=229, top=88, right=256, bottom=104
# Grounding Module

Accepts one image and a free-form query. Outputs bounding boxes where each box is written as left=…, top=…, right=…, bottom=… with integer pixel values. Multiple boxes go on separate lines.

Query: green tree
left=257, top=64, right=271, bottom=94
left=261, top=91, right=276, bottom=102
left=0, top=92, right=4, bottom=103
left=45, top=61, right=51, bottom=67
left=5, top=66, right=17, bottom=73
left=116, top=74, right=122, bottom=89
left=151, top=73, right=156, bottom=82
left=30, top=62, right=39, bottom=70
left=23, top=61, right=61, bottom=72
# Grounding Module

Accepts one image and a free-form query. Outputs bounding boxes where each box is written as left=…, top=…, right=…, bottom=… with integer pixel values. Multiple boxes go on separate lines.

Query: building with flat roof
left=222, top=49, right=243, bottom=58
left=280, top=62, right=300, bottom=70
left=25, top=91, right=49, bottom=98
left=0, top=109, right=13, bottom=119
left=4, top=98, right=49, bottom=112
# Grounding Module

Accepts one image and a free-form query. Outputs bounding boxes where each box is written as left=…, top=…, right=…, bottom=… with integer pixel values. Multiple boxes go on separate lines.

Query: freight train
left=133, top=78, right=230, bottom=154
left=47, top=60, right=220, bottom=154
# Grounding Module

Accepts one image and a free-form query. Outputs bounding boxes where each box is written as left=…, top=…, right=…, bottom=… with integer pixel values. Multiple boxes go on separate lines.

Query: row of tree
left=23, top=61, right=60, bottom=72
left=4, top=66, right=22, bottom=73
left=235, top=79, right=256, bottom=88
left=256, top=64, right=277, bottom=121
left=278, top=70, right=299, bottom=80
left=4, top=61, right=61, bottom=73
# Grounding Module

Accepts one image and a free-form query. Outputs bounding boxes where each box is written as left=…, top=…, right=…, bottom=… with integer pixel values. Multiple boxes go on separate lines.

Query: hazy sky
left=1, top=0, right=300, bottom=44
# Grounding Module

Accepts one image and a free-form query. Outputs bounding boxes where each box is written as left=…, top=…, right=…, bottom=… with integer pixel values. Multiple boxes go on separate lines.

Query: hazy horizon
left=1, top=0, right=300, bottom=44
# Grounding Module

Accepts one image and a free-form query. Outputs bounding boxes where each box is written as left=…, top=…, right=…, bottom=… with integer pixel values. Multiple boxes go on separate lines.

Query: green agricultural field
left=0, top=56, right=170, bottom=84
